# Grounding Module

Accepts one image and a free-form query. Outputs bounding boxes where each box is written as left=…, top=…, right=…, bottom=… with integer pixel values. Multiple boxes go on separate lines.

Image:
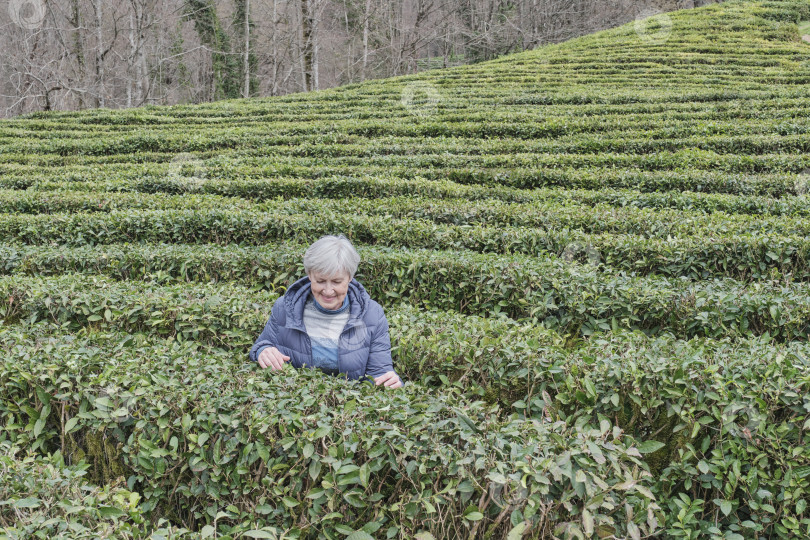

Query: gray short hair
left=303, top=234, right=361, bottom=279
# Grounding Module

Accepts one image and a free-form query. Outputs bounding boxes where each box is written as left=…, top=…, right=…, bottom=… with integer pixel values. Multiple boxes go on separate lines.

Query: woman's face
left=308, top=269, right=351, bottom=310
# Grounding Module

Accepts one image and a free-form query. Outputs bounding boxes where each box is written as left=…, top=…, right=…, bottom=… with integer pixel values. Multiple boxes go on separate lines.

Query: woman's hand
left=373, top=371, right=403, bottom=388
left=257, top=346, right=290, bottom=371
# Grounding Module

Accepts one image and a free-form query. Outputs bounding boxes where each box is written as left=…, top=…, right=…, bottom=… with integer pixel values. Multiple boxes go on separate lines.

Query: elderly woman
left=249, top=235, right=403, bottom=388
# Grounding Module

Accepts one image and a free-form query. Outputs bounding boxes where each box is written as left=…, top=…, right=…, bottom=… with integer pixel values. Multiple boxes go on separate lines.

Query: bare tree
left=126, top=0, right=155, bottom=107
left=243, top=0, right=250, bottom=97
left=361, top=0, right=372, bottom=78
left=0, top=0, right=719, bottom=117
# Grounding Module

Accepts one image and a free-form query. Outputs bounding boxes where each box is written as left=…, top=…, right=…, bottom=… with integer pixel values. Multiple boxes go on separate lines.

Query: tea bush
left=3, top=0, right=810, bottom=536
left=0, top=322, right=658, bottom=539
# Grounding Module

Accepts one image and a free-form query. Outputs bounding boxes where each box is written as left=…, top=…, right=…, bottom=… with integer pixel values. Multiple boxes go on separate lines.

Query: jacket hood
left=283, top=275, right=370, bottom=328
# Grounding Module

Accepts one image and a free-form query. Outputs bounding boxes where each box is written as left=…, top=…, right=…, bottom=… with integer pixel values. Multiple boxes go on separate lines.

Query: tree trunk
left=93, top=0, right=105, bottom=107
left=70, top=0, right=85, bottom=109
left=244, top=0, right=250, bottom=98
left=312, top=0, right=319, bottom=90
left=362, top=0, right=371, bottom=79
left=300, top=0, right=312, bottom=91
left=128, top=10, right=135, bottom=107
left=271, top=0, right=279, bottom=95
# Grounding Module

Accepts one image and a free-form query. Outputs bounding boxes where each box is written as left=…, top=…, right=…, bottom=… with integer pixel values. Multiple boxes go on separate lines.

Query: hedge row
left=390, top=307, right=810, bottom=538
left=140, top=165, right=810, bottom=197
left=0, top=271, right=555, bottom=414
left=0, top=322, right=659, bottom=539
left=294, top=149, right=808, bottom=174
left=12, top=125, right=810, bottom=157
left=3, top=244, right=810, bottom=342
left=2, top=207, right=810, bottom=283
left=7, top=91, right=808, bottom=132
left=10, top=189, right=810, bottom=240
left=0, top=444, right=194, bottom=539
left=0, top=271, right=549, bottom=406
left=1, top=174, right=538, bottom=205
left=10, top=113, right=810, bottom=146
left=0, top=189, right=256, bottom=215
left=6, top=82, right=809, bottom=131
left=269, top=195, right=810, bottom=239
left=3, top=291, right=810, bottom=537
left=5, top=148, right=806, bottom=179
left=8, top=172, right=810, bottom=219
left=9, top=100, right=808, bottom=140
left=0, top=274, right=278, bottom=348
left=7, top=106, right=810, bottom=160
left=1, top=160, right=805, bottom=197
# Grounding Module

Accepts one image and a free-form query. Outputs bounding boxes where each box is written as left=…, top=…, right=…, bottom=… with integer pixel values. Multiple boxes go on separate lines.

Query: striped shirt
left=303, top=294, right=350, bottom=374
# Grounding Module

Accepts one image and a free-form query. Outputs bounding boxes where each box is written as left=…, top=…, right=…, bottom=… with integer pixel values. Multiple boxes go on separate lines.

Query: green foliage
left=2, top=0, right=810, bottom=536
left=0, top=444, right=193, bottom=538
left=5, top=201, right=810, bottom=283
left=0, top=322, right=658, bottom=538
left=4, top=244, right=810, bottom=341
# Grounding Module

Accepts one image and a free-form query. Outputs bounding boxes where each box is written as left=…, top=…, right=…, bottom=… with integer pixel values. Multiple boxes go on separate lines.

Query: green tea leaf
left=346, top=532, right=375, bottom=540
left=64, top=416, right=79, bottom=433
left=13, top=498, right=41, bottom=509
left=636, top=441, right=665, bottom=454
left=507, top=523, right=526, bottom=540
left=98, top=506, right=125, bottom=518
left=243, top=531, right=277, bottom=539
left=714, top=499, right=733, bottom=517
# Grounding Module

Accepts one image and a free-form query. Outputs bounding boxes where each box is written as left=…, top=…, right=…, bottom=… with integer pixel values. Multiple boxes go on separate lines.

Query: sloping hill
left=2, top=0, right=810, bottom=538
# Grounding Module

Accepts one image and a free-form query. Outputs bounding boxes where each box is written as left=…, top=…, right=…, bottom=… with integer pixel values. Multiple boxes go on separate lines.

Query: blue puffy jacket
left=248, top=275, right=403, bottom=385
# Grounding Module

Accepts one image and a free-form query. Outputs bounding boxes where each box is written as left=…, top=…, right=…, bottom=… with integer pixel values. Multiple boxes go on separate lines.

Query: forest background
left=1, top=0, right=720, bottom=117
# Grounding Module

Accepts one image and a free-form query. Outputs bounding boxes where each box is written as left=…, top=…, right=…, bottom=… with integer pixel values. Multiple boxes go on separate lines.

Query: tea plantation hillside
left=3, top=0, right=810, bottom=538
